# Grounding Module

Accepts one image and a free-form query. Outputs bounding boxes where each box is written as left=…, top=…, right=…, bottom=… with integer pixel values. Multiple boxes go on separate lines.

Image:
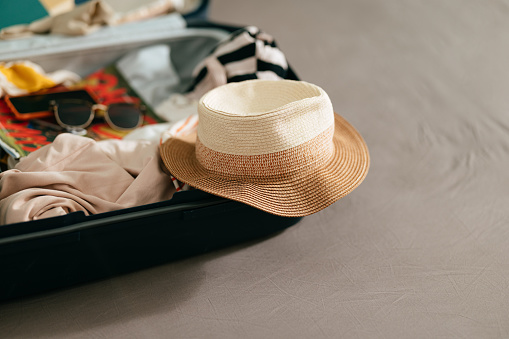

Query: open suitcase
left=0, top=11, right=302, bottom=301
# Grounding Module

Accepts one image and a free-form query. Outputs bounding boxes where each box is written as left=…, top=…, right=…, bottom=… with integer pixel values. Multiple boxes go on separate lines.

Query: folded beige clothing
left=0, top=0, right=115, bottom=39
left=0, top=0, right=179, bottom=40
left=0, top=134, right=176, bottom=225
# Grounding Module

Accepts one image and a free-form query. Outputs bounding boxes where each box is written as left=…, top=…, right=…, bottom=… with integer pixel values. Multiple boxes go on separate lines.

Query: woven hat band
left=195, top=125, right=335, bottom=178
left=197, top=80, right=335, bottom=155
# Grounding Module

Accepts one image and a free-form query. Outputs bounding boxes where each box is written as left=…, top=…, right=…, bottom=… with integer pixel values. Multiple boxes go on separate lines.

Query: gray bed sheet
left=1, top=0, right=508, bottom=338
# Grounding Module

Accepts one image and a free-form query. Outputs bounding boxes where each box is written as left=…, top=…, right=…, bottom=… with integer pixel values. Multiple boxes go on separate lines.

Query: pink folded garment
left=0, top=133, right=176, bottom=225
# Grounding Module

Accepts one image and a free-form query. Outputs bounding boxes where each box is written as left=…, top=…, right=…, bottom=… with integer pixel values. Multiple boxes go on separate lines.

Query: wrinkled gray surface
left=2, top=0, right=509, bottom=337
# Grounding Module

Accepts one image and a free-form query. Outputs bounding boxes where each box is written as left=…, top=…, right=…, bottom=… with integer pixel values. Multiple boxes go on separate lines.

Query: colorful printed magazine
left=0, top=64, right=163, bottom=159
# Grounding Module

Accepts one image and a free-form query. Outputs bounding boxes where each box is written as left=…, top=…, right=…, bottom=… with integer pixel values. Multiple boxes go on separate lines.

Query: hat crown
left=197, top=80, right=335, bottom=156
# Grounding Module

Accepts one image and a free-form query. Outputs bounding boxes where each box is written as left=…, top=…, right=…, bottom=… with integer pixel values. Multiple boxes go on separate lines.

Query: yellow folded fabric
left=0, top=60, right=80, bottom=97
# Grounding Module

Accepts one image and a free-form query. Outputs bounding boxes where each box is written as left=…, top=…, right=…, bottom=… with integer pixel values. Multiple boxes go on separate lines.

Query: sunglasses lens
left=56, top=101, right=92, bottom=126
left=107, top=103, right=142, bottom=129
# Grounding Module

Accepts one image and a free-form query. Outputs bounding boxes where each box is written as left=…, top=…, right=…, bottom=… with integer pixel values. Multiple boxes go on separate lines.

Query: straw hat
left=160, top=79, right=369, bottom=217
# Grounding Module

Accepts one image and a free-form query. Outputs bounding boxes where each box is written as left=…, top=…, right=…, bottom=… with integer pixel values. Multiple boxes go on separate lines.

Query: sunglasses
left=49, top=99, right=145, bottom=135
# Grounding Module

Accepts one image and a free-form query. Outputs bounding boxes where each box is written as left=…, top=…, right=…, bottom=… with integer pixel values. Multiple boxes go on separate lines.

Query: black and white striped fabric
left=186, top=26, right=293, bottom=100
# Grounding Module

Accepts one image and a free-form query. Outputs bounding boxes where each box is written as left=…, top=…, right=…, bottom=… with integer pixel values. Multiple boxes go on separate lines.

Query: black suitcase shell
left=0, top=190, right=301, bottom=300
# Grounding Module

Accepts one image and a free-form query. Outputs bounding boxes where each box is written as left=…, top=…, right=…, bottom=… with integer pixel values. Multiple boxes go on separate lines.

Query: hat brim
left=160, top=113, right=370, bottom=217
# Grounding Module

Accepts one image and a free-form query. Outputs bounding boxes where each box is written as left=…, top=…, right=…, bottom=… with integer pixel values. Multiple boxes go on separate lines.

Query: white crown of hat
left=195, top=79, right=336, bottom=177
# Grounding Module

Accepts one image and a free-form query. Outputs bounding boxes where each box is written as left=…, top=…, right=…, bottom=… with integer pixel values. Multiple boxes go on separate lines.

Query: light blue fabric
left=115, top=44, right=181, bottom=108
